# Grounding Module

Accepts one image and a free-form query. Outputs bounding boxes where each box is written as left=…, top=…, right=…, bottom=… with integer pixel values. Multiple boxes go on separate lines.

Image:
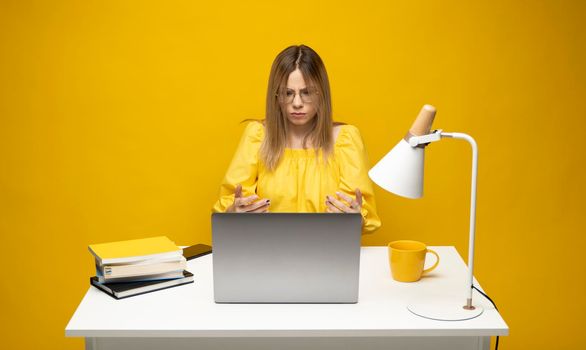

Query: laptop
left=211, top=213, right=362, bottom=303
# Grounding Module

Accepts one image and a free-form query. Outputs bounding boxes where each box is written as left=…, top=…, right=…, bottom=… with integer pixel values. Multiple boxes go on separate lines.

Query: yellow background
left=1, top=1, right=584, bottom=349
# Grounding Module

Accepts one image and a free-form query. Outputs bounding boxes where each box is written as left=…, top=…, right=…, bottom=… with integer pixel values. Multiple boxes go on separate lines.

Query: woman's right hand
left=226, top=184, right=270, bottom=213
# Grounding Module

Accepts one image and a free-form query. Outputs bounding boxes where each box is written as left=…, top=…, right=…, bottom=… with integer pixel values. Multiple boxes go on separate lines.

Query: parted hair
left=260, top=45, right=334, bottom=171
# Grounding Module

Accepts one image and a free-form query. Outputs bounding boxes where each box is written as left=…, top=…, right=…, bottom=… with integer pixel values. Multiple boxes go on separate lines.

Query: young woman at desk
left=212, top=45, right=381, bottom=234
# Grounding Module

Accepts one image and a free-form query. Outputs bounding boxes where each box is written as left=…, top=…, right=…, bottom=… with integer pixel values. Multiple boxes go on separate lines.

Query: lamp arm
left=407, top=129, right=443, bottom=147
left=441, top=132, right=479, bottom=309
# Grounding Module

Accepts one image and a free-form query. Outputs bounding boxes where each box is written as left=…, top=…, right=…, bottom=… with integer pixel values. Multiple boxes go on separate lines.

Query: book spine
left=98, top=250, right=182, bottom=265
left=96, top=271, right=185, bottom=284
left=99, top=258, right=186, bottom=279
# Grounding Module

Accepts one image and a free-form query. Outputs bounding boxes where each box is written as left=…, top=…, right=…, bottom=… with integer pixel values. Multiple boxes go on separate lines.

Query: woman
left=212, top=45, right=381, bottom=234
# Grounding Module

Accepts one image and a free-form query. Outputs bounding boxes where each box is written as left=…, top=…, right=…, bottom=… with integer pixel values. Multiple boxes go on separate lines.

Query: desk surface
left=65, top=246, right=508, bottom=338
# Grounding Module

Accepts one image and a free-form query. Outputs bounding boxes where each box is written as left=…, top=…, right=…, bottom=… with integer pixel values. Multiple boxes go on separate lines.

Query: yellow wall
left=1, top=1, right=584, bottom=349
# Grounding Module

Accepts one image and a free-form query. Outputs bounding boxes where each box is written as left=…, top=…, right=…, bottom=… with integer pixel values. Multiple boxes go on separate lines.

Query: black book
left=90, top=270, right=194, bottom=299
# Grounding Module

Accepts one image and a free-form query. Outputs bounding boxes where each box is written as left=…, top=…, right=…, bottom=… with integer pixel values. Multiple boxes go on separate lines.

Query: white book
left=98, top=257, right=187, bottom=279
left=97, top=255, right=184, bottom=267
left=95, top=269, right=185, bottom=284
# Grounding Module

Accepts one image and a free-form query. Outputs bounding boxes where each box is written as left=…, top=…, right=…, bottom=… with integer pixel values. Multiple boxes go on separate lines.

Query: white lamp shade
left=368, top=139, right=425, bottom=199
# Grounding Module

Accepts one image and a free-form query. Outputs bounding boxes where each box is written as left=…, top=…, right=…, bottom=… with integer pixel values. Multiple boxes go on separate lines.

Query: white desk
left=66, top=247, right=508, bottom=350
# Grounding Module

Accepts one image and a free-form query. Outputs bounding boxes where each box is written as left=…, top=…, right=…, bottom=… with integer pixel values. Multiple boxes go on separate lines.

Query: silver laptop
left=211, top=213, right=362, bottom=303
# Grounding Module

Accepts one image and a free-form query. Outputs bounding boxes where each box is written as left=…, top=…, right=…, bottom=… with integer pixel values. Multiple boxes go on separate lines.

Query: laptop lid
left=212, top=213, right=362, bottom=303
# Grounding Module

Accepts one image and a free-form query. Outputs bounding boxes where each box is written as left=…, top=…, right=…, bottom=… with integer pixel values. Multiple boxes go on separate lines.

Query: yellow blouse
left=212, top=121, right=381, bottom=234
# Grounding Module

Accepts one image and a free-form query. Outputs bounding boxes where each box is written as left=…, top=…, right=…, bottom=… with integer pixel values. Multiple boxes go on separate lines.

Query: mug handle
left=422, top=249, right=440, bottom=274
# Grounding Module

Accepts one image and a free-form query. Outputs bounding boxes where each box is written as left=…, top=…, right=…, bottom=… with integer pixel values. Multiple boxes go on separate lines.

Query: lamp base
left=408, top=300, right=484, bottom=321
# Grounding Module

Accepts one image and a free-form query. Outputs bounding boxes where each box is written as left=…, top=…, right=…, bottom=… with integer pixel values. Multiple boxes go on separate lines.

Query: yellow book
left=89, top=236, right=182, bottom=265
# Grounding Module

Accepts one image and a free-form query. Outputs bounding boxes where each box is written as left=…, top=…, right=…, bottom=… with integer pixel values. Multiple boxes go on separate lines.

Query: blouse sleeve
left=212, top=121, right=264, bottom=213
left=335, top=125, right=382, bottom=234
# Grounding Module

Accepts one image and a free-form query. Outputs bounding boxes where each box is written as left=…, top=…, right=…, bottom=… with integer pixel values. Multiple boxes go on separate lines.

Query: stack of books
left=88, top=236, right=193, bottom=299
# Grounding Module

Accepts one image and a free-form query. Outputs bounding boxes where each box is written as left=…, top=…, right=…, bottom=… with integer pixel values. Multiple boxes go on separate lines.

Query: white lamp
left=369, top=105, right=483, bottom=321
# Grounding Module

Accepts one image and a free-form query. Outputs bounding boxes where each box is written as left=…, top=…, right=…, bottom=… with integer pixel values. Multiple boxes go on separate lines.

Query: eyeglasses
left=276, top=87, right=318, bottom=104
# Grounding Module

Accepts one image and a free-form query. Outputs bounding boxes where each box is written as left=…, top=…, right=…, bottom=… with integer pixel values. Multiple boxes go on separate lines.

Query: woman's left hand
left=325, top=188, right=363, bottom=213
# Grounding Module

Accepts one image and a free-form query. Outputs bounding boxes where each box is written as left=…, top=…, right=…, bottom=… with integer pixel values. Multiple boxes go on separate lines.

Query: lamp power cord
left=472, top=285, right=500, bottom=350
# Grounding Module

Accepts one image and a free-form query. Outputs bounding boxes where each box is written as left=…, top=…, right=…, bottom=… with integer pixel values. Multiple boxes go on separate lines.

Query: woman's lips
left=291, top=113, right=306, bottom=118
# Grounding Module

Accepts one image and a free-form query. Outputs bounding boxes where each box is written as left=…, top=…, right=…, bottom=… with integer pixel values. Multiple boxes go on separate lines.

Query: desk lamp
left=368, top=105, right=483, bottom=321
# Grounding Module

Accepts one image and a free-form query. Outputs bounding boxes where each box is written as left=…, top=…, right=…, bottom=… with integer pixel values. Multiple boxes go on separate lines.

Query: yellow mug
left=388, top=240, right=440, bottom=282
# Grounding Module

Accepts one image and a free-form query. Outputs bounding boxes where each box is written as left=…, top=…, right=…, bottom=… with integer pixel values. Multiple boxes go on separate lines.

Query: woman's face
left=281, top=68, right=317, bottom=128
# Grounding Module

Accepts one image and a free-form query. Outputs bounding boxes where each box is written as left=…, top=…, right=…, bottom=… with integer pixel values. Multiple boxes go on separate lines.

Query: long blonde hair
left=260, top=45, right=333, bottom=171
